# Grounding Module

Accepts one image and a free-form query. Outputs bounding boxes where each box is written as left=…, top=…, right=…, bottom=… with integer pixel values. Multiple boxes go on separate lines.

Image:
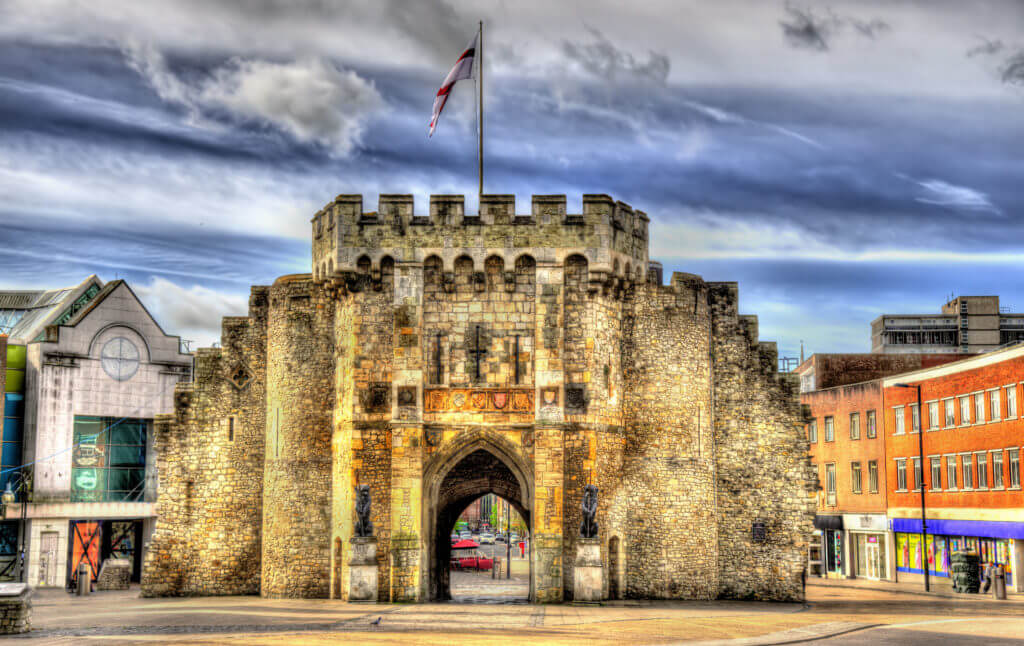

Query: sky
left=0, top=0, right=1022, bottom=357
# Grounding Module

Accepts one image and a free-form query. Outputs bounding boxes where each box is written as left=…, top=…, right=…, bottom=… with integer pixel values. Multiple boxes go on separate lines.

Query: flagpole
left=477, top=19, right=484, bottom=211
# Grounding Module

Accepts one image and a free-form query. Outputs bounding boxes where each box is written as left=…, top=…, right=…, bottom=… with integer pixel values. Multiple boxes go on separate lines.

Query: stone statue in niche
left=354, top=485, right=374, bottom=537
left=579, top=484, right=598, bottom=538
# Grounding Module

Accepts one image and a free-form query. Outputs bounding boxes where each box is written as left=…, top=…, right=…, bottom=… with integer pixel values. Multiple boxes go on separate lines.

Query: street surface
left=16, top=580, right=1024, bottom=644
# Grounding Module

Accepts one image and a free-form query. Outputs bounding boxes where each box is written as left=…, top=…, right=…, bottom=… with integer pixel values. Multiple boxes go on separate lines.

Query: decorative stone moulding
left=228, top=363, right=254, bottom=390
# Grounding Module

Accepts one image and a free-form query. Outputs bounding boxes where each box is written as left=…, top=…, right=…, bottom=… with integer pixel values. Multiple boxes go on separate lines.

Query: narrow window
left=896, top=459, right=907, bottom=491
left=868, top=461, right=878, bottom=493
left=961, top=454, right=974, bottom=489
left=990, top=390, right=1001, bottom=421
left=1006, top=386, right=1017, bottom=418
left=930, top=457, right=942, bottom=491
left=975, top=393, right=985, bottom=423
left=992, top=451, right=1005, bottom=488
left=825, top=416, right=834, bottom=442
left=960, top=396, right=971, bottom=425
left=944, top=400, right=956, bottom=427
left=913, top=457, right=923, bottom=491
left=849, top=412, right=860, bottom=440
left=851, top=461, right=862, bottom=493
left=926, top=402, right=937, bottom=430
left=1010, top=449, right=1021, bottom=488
left=946, top=456, right=958, bottom=490
left=826, top=463, right=837, bottom=506
left=976, top=453, right=988, bottom=489
left=228, top=417, right=235, bottom=442
left=866, top=410, right=877, bottom=438
left=894, top=407, right=905, bottom=435
left=808, top=419, right=818, bottom=443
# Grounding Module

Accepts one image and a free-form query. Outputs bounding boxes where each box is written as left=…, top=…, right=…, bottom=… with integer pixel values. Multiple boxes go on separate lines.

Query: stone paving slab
left=17, top=585, right=1024, bottom=644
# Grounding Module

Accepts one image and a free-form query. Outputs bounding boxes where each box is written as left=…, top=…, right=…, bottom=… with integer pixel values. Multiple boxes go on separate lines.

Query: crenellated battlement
left=311, top=193, right=650, bottom=284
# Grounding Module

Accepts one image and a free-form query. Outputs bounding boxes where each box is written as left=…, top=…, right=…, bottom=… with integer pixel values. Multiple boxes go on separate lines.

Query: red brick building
left=799, top=353, right=965, bottom=582
left=883, top=345, right=1024, bottom=592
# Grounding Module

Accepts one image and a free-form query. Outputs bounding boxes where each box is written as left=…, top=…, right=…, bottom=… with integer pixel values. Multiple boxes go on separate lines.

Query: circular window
left=101, top=337, right=140, bottom=381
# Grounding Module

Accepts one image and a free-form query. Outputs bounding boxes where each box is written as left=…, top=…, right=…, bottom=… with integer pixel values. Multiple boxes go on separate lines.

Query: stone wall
left=614, top=275, right=717, bottom=599
left=261, top=276, right=336, bottom=598
left=141, top=286, right=269, bottom=597
left=709, top=282, right=816, bottom=601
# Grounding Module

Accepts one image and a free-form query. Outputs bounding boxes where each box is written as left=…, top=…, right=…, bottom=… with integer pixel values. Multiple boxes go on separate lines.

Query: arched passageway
left=423, top=444, right=533, bottom=601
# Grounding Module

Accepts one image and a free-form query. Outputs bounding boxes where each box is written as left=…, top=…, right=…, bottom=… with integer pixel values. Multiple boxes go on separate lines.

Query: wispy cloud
left=134, top=277, right=248, bottom=346
left=911, top=178, right=1001, bottom=215
left=123, top=42, right=385, bottom=155
left=561, top=26, right=670, bottom=84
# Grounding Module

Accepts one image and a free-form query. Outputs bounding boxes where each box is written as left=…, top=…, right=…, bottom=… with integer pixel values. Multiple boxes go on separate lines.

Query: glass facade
left=2, top=344, right=26, bottom=494
left=71, top=416, right=148, bottom=503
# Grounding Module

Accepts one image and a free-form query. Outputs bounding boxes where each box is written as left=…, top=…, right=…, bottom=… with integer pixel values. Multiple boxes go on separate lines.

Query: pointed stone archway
left=421, top=431, right=534, bottom=601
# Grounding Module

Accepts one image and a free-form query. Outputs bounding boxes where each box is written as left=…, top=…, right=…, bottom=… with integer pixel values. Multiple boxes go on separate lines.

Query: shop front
left=843, top=514, right=890, bottom=580
left=892, top=518, right=1023, bottom=591
left=814, top=515, right=845, bottom=578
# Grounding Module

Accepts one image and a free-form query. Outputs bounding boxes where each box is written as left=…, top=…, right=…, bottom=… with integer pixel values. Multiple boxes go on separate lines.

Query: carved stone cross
left=468, top=325, right=488, bottom=381
left=434, top=332, right=443, bottom=384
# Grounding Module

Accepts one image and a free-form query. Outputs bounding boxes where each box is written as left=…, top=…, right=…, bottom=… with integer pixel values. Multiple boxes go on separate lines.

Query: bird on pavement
left=371, top=616, right=382, bottom=626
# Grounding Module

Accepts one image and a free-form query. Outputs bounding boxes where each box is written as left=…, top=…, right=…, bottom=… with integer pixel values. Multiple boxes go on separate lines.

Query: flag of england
left=429, top=33, right=477, bottom=137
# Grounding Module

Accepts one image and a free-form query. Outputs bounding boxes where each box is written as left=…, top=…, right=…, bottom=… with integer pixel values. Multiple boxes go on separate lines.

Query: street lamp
left=895, top=382, right=929, bottom=592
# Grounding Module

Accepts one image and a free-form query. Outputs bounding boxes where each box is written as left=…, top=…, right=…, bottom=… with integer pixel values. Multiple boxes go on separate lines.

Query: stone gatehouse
left=140, top=193, right=815, bottom=602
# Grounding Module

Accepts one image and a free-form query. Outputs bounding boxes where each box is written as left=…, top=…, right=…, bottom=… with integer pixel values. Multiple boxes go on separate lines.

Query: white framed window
left=1009, top=449, right=1021, bottom=489
left=913, top=456, right=923, bottom=491
left=851, top=461, right=862, bottom=493
left=1006, top=386, right=1017, bottom=419
left=826, top=462, right=837, bottom=506
left=868, top=460, right=879, bottom=493
left=992, top=451, right=1005, bottom=489
left=850, top=412, right=860, bottom=440
left=946, top=455, right=958, bottom=490
left=976, top=452, right=989, bottom=489
left=911, top=403, right=921, bottom=433
left=961, top=453, right=975, bottom=489
left=975, top=393, right=985, bottom=424
left=926, top=401, right=937, bottom=430
left=960, top=396, right=971, bottom=425
left=811, top=463, right=820, bottom=490
left=989, top=389, right=1001, bottom=422
left=944, top=399, right=956, bottom=428
left=894, top=406, right=905, bottom=435
left=867, top=410, right=877, bottom=438
left=825, top=416, right=834, bottom=442
left=930, top=456, right=942, bottom=491
left=896, top=458, right=908, bottom=491
left=808, top=419, right=818, bottom=443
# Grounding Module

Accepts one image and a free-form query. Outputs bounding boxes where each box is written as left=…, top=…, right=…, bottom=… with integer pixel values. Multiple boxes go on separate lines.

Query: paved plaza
left=12, top=581, right=1024, bottom=645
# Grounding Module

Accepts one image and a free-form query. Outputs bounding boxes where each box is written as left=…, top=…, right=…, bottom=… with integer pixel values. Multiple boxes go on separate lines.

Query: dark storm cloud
left=778, top=4, right=890, bottom=52
left=966, top=37, right=1005, bottom=58
left=1000, top=50, right=1024, bottom=85
left=779, top=5, right=838, bottom=51
left=561, top=27, right=670, bottom=84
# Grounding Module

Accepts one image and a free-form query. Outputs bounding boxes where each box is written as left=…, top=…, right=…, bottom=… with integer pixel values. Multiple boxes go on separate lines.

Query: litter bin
left=77, top=563, right=91, bottom=597
left=993, top=564, right=1007, bottom=600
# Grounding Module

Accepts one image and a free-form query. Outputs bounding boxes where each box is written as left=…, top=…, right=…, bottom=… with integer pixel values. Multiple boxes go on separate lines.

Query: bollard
left=994, top=565, right=1007, bottom=600
left=492, top=556, right=497, bottom=579
left=76, top=563, right=91, bottom=596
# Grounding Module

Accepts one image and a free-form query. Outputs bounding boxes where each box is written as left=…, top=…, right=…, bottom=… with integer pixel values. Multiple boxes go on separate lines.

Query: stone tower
left=141, top=193, right=814, bottom=602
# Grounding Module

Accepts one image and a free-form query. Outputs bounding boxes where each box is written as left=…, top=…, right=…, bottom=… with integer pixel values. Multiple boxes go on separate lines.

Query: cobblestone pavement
left=15, top=581, right=1024, bottom=644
